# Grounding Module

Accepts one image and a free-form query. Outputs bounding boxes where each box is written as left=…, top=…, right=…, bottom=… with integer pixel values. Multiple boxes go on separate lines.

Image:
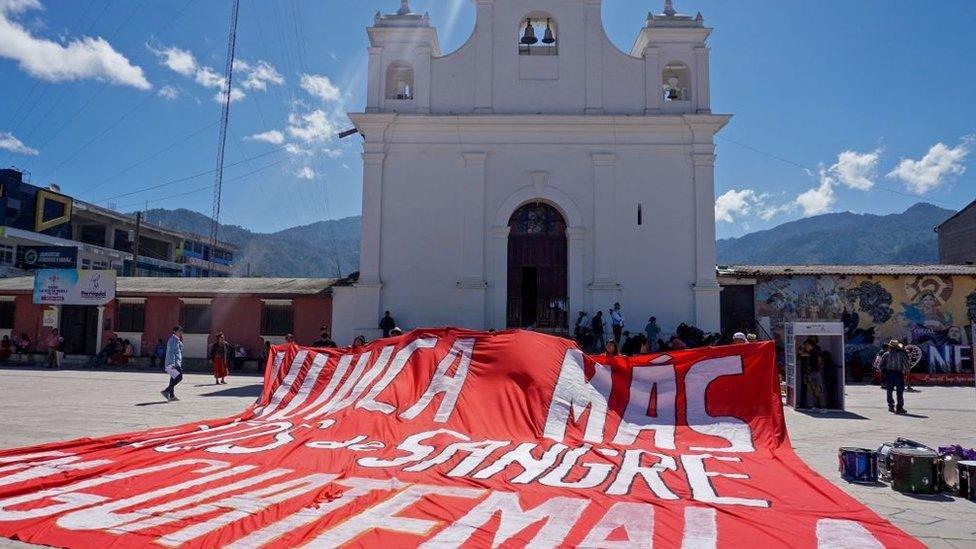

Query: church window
left=662, top=61, right=691, bottom=102
left=518, top=14, right=557, bottom=56
left=637, top=204, right=643, bottom=226
left=385, top=62, right=414, bottom=100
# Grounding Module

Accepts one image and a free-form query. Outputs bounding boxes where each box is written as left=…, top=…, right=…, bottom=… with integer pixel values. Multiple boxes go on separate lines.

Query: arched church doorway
left=507, top=202, right=568, bottom=331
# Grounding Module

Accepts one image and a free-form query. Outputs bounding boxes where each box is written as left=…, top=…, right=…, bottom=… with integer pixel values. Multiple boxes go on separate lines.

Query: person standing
left=879, top=339, right=909, bottom=414
left=610, top=303, right=625, bottom=346
left=210, top=332, right=230, bottom=385
left=161, top=326, right=184, bottom=402
left=591, top=311, right=606, bottom=353
left=45, top=329, right=64, bottom=369
left=379, top=311, right=396, bottom=338
left=644, top=316, right=661, bottom=352
left=233, top=344, right=247, bottom=371
left=151, top=339, right=166, bottom=369
left=574, top=311, right=590, bottom=348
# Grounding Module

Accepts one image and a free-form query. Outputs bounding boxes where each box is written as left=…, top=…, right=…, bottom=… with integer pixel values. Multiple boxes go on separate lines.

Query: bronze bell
left=520, top=21, right=538, bottom=45
left=542, top=19, right=556, bottom=44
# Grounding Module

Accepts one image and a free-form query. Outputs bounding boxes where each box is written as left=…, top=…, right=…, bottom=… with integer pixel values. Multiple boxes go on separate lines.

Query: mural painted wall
left=755, top=274, right=976, bottom=384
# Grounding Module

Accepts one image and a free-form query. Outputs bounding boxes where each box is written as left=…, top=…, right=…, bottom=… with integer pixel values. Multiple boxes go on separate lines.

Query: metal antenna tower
left=209, top=0, right=241, bottom=274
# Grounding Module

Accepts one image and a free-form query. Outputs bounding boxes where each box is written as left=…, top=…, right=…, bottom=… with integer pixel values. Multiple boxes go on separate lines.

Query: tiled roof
left=717, top=264, right=976, bottom=277
left=0, top=277, right=337, bottom=296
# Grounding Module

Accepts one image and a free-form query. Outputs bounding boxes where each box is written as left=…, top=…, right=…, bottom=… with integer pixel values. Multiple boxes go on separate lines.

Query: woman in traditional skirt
left=210, top=332, right=231, bottom=385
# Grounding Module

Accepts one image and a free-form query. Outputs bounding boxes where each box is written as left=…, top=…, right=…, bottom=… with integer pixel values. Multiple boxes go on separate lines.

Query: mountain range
left=138, top=202, right=957, bottom=278
left=716, top=203, right=955, bottom=265
left=141, top=209, right=361, bottom=278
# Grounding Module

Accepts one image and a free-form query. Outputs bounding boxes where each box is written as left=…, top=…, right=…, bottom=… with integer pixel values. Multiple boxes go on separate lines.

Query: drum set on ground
left=839, top=439, right=976, bottom=499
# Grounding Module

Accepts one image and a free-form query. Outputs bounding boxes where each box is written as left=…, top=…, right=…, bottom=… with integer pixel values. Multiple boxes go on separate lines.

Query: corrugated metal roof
left=718, top=264, right=976, bottom=277
left=0, top=277, right=337, bottom=295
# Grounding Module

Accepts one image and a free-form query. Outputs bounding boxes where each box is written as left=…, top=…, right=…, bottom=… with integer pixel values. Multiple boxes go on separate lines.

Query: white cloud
left=886, top=136, right=972, bottom=194
left=287, top=109, right=336, bottom=143
left=715, top=189, right=761, bottom=223
left=284, top=143, right=307, bottom=155
left=829, top=148, right=881, bottom=190
left=152, top=44, right=251, bottom=104
left=238, top=59, right=284, bottom=91
left=154, top=46, right=197, bottom=77
left=0, top=131, right=38, bottom=155
left=214, top=87, right=244, bottom=104
left=157, top=85, right=180, bottom=100
left=795, top=177, right=835, bottom=216
left=300, top=74, right=341, bottom=103
left=0, top=0, right=150, bottom=89
left=246, top=130, right=285, bottom=145
left=296, top=166, right=316, bottom=180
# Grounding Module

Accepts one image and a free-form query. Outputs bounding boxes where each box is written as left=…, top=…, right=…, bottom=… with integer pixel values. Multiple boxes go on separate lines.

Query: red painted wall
left=211, top=296, right=263, bottom=356
left=12, top=295, right=44, bottom=351
left=141, top=296, right=182, bottom=355
left=294, top=296, right=332, bottom=345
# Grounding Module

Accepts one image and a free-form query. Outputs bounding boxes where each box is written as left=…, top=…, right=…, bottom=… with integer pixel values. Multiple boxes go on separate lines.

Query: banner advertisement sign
left=0, top=329, right=920, bottom=548
left=15, top=245, right=78, bottom=270
left=31, top=269, right=116, bottom=305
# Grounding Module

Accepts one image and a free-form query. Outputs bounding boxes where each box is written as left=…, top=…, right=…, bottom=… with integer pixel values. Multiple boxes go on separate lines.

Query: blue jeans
left=884, top=369, right=905, bottom=410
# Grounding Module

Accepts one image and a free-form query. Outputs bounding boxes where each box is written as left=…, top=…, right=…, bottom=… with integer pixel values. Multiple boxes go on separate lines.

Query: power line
left=715, top=135, right=964, bottom=210
left=84, top=119, right=219, bottom=196
left=93, top=144, right=288, bottom=204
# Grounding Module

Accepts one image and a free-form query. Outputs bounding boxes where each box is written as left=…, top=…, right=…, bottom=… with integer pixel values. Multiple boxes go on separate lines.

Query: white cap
left=733, top=332, right=748, bottom=342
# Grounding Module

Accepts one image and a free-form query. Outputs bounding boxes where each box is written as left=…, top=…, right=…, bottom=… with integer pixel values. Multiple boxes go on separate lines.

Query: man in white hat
left=732, top=332, right=748, bottom=344
left=878, top=339, right=909, bottom=414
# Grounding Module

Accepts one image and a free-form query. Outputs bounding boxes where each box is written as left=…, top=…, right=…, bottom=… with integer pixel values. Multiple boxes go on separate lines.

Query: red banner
left=0, top=329, right=919, bottom=547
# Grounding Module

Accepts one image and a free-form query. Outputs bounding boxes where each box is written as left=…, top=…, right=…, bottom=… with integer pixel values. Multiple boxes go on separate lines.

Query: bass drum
left=890, top=447, right=939, bottom=494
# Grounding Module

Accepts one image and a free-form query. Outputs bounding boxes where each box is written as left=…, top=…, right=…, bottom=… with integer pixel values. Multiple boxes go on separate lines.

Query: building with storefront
left=333, top=0, right=729, bottom=343
left=0, top=168, right=236, bottom=278
left=0, top=277, right=334, bottom=360
left=718, top=265, right=976, bottom=384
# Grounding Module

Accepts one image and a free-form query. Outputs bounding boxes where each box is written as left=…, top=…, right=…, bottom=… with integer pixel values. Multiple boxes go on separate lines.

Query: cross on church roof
left=647, top=0, right=704, bottom=28
left=397, top=0, right=411, bottom=16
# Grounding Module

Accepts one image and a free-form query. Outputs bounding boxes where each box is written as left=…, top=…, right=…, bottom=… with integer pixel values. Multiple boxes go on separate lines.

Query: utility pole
left=209, top=0, right=241, bottom=274
left=131, top=211, right=142, bottom=277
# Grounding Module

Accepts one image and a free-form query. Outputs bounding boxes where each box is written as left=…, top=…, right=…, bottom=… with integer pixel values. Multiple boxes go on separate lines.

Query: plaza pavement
left=0, top=365, right=973, bottom=548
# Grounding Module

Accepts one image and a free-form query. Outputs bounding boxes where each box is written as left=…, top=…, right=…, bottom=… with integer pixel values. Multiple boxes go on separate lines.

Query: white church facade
left=332, top=0, right=730, bottom=343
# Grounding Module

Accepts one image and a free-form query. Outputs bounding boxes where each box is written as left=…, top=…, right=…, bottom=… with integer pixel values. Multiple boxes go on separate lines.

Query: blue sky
left=1, top=0, right=973, bottom=238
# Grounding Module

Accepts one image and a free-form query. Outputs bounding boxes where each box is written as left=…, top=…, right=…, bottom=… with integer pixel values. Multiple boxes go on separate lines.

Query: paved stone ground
left=0, top=366, right=973, bottom=548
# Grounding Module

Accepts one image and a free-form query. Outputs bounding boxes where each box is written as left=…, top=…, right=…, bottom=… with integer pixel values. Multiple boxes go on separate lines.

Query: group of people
left=574, top=302, right=753, bottom=356
left=0, top=333, right=31, bottom=361
left=90, top=337, right=135, bottom=367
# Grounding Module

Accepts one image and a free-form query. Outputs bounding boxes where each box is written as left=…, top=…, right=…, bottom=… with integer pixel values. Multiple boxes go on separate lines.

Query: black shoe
left=888, top=405, right=895, bottom=413
left=895, top=408, right=908, bottom=415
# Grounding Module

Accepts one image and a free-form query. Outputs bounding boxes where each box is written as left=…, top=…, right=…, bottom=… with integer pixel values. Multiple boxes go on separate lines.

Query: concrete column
left=415, top=46, right=432, bottom=114
left=474, top=0, right=494, bottom=113
left=644, top=47, right=662, bottom=114
left=694, top=47, right=711, bottom=114
left=366, top=47, right=383, bottom=113
left=359, top=150, right=385, bottom=286
left=95, top=305, right=105, bottom=353
left=590, top=153, right=617, bottom=285
left=584, top=0, right=604, bottom=114
left=488, top=225, right=510, bottom=330
left=691, top=151, right=720, bottom=331
left=457, top=152, right=488, bottom=328
left=566, top=227, right=586, bottom=327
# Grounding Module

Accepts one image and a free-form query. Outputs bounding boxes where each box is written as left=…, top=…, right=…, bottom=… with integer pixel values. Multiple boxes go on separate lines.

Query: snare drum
left=877, top=442, right=896, bottom=480
left=839, top=447, right=878, bottom=483
left=941, top=454, right=962, bottom=493
left=890, top=447, right=939, bottom=494
left=959, top=461, right=976, bottom=500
